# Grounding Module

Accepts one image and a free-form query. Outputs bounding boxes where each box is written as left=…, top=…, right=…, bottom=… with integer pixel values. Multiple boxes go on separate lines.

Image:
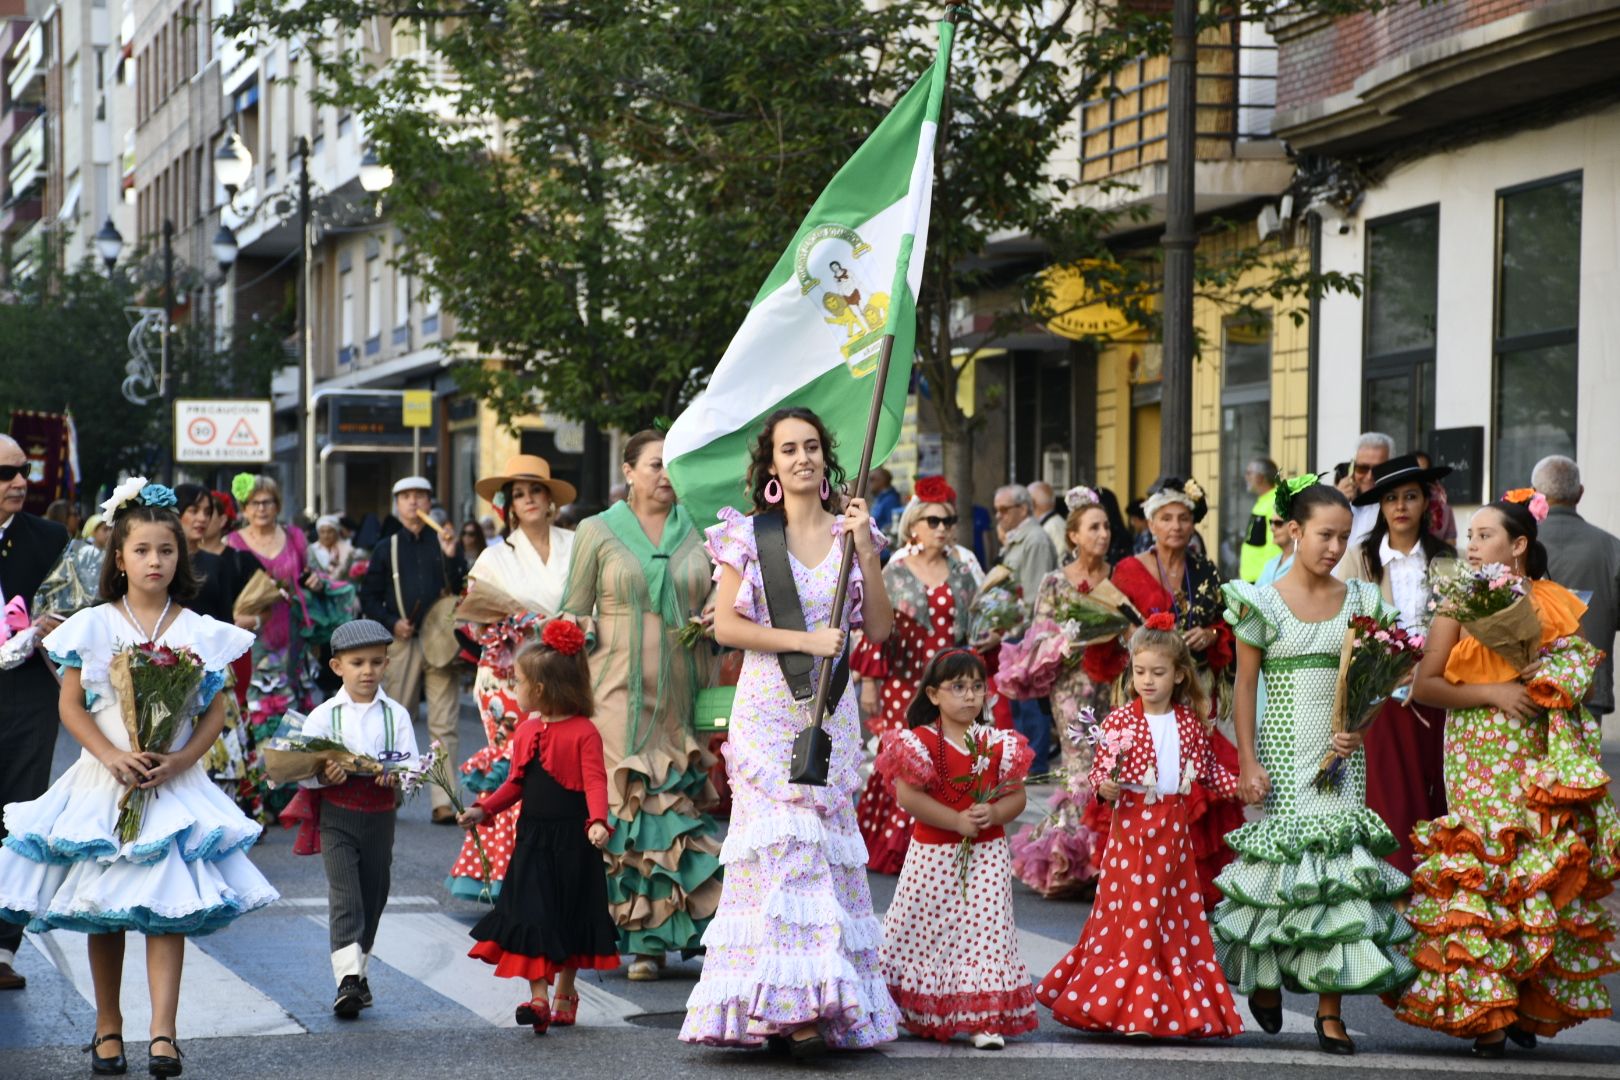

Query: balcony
left=7, top=22, right=45, bottom=106
left=0, top=192, right=41, bottom=238
left=0, top=103, right=42, bottom=148
left=7, top=113, right=45, bottom=199
left=8, top=216, right=40, bottom=284
left=1075, top=17, right=1291, bottom=228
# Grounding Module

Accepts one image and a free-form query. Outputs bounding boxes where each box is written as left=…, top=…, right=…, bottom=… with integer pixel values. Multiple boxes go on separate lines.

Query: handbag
left=392, top=534, right=461, bottom=668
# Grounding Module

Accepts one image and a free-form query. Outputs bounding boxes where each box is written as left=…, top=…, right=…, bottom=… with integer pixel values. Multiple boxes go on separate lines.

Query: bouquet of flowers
left=1314, top=613, right=1424, bottom=791
left=1050, top=580, right=1137, bottom=646
left=1429, top=562, right=1538, bottom=671
left=1072, top=706, right=1139, bottom=791
left=31, top=539, right=104, bottom=619
left=0, top=596, right=39, bottom=672
left=675, top=609, right=711, bottom=649
left=260, top=711, right=387, bottom=785
left=968, top=585, right=1027, bottom=643
left=994, top=618, right=1071, bottom=699
left=108, top=643, right=209, bottom=843
left=950, top=726, right=1036, bottom=897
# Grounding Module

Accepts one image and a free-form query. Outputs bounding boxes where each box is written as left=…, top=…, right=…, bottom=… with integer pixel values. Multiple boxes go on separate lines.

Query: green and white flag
left=665, top=18, right=955, bottom=527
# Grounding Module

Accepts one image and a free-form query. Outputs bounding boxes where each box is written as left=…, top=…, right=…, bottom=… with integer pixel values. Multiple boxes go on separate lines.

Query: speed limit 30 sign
left=174, top=400, right=273, bottom=464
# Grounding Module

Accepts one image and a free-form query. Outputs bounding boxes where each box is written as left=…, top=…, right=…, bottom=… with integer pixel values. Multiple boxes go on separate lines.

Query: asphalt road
left=3, top=697, right=1618, bottom=1080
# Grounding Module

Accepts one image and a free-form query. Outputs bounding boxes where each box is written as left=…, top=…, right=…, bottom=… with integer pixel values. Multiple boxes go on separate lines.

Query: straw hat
left=475, top=454, right=578, bottom=506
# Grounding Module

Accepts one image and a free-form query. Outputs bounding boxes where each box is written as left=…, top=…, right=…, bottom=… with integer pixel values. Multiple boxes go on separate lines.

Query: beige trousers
left=385, top=634, right=460, bottom=810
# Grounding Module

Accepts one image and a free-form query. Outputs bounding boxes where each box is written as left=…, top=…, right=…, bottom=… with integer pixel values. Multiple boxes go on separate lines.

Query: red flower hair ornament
left=1144, top=612, right=1178, bottom=632
left=912, top=476, right=956, bottom=506
left=541, top=619, right=587, bottom=656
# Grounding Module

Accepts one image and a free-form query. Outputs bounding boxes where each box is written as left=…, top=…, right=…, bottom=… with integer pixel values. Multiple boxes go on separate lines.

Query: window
left=393, top=262, right=410, bottom=345
left=1493, top=173, right=1580, bottom=489
left=1362, top=207, right=1438, bottom=456
left=366, top=253, right=382, bottom=354
left=1219, top=314, right=1271, bottom=578
left=422, top=275, right=441, bottom=337
left=339, top=266, right=355, bottom=365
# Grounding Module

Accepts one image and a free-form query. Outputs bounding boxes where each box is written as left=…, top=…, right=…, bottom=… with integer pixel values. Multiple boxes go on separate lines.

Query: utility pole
left=1160, top=0, right=1197, bottom=479
left=298, top=136, right=317, bottom=520
left=161, top=218, right=175, bottom=483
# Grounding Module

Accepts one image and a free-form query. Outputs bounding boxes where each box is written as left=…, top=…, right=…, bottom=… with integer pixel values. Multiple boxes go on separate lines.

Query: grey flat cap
left=330, top=618, right=396, bottom=654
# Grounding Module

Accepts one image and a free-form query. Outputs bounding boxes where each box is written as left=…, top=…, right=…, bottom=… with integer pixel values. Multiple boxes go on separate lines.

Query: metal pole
left=298, top=137, right=317, bottom=520
left=161, top=219, right=174, bottom=483
left=412, top=425, right=421, bottom=477
left=1161, top=0, right=1198, bottom=479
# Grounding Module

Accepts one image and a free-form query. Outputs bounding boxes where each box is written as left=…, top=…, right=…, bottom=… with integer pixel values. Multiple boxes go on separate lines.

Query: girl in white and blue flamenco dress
left=0, top=481, right=278, bottom=1077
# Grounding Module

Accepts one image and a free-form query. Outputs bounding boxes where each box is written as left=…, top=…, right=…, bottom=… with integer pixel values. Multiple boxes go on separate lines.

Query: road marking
left=876, top=1039, right=1620, bottom=1075
left=306, top=912, right=641, bottom=1028
left=25, top=930, right=305, bottom=1039
left=268, top=895, right=439, bottom=910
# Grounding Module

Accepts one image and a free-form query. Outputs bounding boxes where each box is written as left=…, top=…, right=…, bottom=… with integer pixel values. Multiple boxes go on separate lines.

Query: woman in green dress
left=1217, top=482, right=1415, bottom=1056
left=559, top=431, right=722, bottom=980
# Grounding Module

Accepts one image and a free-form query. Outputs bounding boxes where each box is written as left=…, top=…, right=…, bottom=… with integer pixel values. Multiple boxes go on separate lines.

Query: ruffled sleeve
left=182, top=612, right=256, bottom=711
left=875, top=727, right=933, bottom=788
left=1530, top=579, right=1587, bottom=643
left=1221, top=580, right=1277, bottom=650
left=703, top=507, right=763, bottom=618
left=997, top=728, right=1035, bottom=784
left=42, top=606, right=114, bottom=705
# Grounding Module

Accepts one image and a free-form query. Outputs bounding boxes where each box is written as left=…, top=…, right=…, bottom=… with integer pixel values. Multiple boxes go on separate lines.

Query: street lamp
left=215, top=131, right=254, bottom=196
left=212, top=225, right=239, bottom=273
left=94, top=217, right=123, bottom=274
left=359, top=148, right=394, bottom=194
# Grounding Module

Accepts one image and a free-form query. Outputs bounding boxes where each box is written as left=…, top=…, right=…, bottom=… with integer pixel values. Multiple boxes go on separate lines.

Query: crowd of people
left=0, top=415, right=1616, bottom=1072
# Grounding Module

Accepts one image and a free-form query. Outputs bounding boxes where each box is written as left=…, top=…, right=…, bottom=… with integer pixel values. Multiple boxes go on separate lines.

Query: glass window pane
left=1364, top=374, right=1408, bottom=449
left=1366, top=211, right=1438, bottom=357
left=1499, top=177, right=1581, bottom=339
left=1495, top=342, right=1577, bottom=489
left=1218, top=400, right=1269, bottom=579
left=1223, top=317, right=1271, bottom=387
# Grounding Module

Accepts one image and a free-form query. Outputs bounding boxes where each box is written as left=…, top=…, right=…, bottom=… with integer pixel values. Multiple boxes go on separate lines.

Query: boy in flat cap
left=290, top=618, right=420, bottom=1018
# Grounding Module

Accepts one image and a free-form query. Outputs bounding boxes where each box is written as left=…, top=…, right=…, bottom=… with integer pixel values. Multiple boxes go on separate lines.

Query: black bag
left=754, top=511, right=848, bottom=786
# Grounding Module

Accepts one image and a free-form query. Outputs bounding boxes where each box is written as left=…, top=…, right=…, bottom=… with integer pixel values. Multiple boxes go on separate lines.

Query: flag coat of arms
left=665, top=19, right=955, bottom=527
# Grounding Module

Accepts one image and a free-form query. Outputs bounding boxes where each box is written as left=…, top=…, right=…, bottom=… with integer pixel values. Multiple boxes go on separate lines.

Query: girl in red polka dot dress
left=876, top=648, right=1038, bottom=1050
left=1036, top=616, right=1247, bottom=1039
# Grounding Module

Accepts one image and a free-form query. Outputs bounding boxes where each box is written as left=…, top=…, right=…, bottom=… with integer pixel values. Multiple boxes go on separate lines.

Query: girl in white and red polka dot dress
left=1035, top=615, right=1247, bottom=1039
left=876, top=648, right=1038, bottom=1050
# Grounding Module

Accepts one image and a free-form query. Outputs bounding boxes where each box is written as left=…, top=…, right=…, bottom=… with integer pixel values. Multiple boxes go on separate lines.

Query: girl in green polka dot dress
left=1216, top=481, right=1416, bottom=1057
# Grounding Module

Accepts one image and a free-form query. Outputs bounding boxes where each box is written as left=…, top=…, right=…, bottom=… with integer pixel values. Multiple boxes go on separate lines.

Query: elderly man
left=1029, top=481, right=1069, bottom=558
left=0, top=435, right=69, bottom=989
left=361, top=476, right=468, bottom=823
left=1533, top=455, right=1620, bottom=733
left=1335, top=432, right=1394, bottom=548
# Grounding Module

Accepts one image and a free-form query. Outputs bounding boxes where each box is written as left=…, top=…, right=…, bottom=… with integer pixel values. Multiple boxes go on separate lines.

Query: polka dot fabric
left=446, top=668, right=521, bottom=900
left=1213, top=580, right=1416, bottom=997
left=855, top=583, right=961, bottom=873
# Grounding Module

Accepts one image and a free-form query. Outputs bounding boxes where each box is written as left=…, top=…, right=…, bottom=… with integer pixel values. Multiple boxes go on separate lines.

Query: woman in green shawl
left=559, top=430, right=722, bottom=980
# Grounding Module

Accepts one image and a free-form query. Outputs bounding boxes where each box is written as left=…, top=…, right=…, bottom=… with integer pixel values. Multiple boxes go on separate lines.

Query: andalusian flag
left=665, top=18, right=955, bottom=527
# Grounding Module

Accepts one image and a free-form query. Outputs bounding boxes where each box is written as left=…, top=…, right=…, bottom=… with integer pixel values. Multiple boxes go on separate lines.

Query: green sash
left=598, top=500, right=694, bottom=630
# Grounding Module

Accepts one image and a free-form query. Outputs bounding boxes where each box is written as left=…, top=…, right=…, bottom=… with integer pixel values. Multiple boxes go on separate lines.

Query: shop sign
left=1037, top=261, right=1140, bottom=341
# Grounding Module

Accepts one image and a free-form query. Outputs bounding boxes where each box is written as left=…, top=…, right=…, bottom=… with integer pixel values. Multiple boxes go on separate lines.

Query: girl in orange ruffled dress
left=1394, top=492, right=1620, bottom=1056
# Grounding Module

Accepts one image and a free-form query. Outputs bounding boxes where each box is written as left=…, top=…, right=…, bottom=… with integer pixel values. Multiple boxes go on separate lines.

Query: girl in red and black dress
left=1036, top=616, right=1246, bottom=1039
left=876, top=648, right=1037, bottom=1050
left=457, top=620, right=618, bottom=1034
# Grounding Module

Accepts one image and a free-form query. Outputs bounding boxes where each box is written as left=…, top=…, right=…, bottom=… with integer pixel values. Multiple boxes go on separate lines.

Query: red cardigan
left=1089, top=699, right=1238, bottom=800
left=475, top=715, right=610, bottom=832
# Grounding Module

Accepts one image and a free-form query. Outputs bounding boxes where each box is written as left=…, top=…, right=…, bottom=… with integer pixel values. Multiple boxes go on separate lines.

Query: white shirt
left=1125, top=709, right=1182, bottom=796
left=1379, top=536, right=1430, bottom=632
left=299, top=686, right=420, bottom=787
left=1349, top=504, right=1380, bottom=550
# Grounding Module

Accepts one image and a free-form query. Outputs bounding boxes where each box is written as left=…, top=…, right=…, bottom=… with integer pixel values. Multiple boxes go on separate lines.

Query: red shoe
left=515, top=998, right=550, bottom=1035
left=552, top=991, right=579, bottom=1026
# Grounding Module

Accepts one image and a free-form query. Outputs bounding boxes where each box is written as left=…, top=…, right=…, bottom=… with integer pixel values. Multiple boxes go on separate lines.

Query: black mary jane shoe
left=1248, top=995, right=1284, bottom=1035
left=1471, top=1033, right=1508, bottom=1059
left=147, top=1036, right=182, bottom=1078
left=1314, top=1014, right=1355, bottom=1056
left=1504, top=1025, right=1537, bottom=1050
left=84, top=1033, right=127, bottom=1076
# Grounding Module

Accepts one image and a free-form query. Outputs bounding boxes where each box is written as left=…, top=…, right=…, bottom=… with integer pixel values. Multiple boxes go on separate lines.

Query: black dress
left=468, top=737, right=619, bottom=980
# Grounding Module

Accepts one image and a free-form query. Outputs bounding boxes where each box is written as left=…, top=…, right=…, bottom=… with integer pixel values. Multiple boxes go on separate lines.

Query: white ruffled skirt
left=0, top=704, right=278, bottom=936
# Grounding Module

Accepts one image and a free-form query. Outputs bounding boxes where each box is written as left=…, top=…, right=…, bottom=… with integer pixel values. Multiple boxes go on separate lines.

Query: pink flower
left=1528, top=492, right=1549, bottom=522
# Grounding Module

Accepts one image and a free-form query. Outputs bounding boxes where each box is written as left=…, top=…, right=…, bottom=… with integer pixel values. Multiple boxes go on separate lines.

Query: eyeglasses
left=921, top=515, right=958, bottom=530
left=246, top=498, right=277, bottom=510
left=0, top=465, right=25, bottom=482
left=1269, top=518, right=1285, bottom=528
left=940, top=680, right=987, bottom=698
left=1352, top=463, right=1375, bottom=475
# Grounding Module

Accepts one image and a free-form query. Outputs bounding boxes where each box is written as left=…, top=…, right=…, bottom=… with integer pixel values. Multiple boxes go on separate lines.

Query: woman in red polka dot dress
left=1036, top=617, right=1248, bottom=1039
left=877, top=649, right=1038, bottom=1050
left=853, top=478, right=982, bottom=873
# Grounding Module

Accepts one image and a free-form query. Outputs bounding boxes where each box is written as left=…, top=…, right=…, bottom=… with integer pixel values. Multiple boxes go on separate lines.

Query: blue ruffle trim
left=3, top=823, right=259, bottom=867
left=48, top=648, right=84, bottom=669
left=461, top=759, right=510, bottom=794
left=444, top=874, right=502, bottom=903
left=199, top=670, right=226, bottom=711
left=0, top=897, right=264, bottom=937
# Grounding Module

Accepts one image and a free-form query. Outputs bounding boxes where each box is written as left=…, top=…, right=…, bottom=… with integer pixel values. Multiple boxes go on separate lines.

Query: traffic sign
left=402, top=390, right=433, bottom=428
left=174, top=399, right=273, bottom=463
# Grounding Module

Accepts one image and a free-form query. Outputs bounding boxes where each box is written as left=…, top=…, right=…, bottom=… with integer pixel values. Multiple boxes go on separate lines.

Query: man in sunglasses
left=0, top=435, right=70, bottom=990
left=1335, top=431, right=1394, bottom=549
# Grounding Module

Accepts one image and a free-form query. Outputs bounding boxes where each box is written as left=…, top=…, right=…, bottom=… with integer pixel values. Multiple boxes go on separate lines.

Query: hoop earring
left=820, top=477, right=831, bottom=501
left=764, top=478, right=783, bottom=505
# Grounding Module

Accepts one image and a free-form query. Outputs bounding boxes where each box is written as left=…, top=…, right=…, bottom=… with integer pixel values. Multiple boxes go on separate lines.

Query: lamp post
left=1160, top=0, right=1198, bottom=480
left=94, top=217, right=123, bottom=274
left=160, top=219, right=175, bottom=483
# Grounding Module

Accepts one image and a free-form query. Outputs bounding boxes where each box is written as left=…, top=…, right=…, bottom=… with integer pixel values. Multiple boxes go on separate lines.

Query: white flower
left=1183, top=480, right=1204, bottom=502
left=100, top=476, right=149, bottom=519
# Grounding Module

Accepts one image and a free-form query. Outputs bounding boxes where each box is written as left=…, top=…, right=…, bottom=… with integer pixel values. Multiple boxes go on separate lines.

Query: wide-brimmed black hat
left=1352, top=454, right=1452, bottom=506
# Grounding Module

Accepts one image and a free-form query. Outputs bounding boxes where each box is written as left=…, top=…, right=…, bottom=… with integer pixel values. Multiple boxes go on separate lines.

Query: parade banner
left=664, top=18, right=954, bottom=527
left=6, top=410, right=70, bottom=515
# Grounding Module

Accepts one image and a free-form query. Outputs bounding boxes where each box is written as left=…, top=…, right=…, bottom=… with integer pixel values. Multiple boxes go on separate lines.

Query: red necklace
left=932, top=723, right=976, bottom=799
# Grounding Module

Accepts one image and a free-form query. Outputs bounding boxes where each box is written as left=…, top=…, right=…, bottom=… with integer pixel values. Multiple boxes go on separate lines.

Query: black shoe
left=147, top=1036, right=182, bottom=1078
left=1472, top=1032, right=1508, bottom=1058
left=1505, top=1025, right=1537, bottom=1050
left=1249, top=994, right=1284, bottom=1035
left=333, top=975, right=365, bottom=1019
left=764, top=1035, right=791, bottom=1056
left=84, top=1033, right=126, bottom=1076
left=358, top=978, right=373, bottom=1008
left=787, top=1030, right=828, bottom=1059
left=1315, top=1014, right=1355, bottom=1056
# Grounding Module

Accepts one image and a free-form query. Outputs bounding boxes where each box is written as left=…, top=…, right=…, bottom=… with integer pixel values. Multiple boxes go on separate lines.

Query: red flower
left=541, top=619, right=587, bottom=656
left=1144, top=612, right=1177, bottom=632
left=146, top=645, right=179, bottom=667
left=1082, top=638, right=1129, bottom=684
left=912, top=476, right=956, bottom=505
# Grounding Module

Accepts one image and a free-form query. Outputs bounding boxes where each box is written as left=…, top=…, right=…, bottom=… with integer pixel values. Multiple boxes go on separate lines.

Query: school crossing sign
left=174, top=399, right=273, bottom=464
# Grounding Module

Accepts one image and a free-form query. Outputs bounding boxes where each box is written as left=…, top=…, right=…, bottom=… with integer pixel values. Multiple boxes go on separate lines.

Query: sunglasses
left=0, top=465, right=25, bottom=482
left=921, top=515, right=958, bottom=530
